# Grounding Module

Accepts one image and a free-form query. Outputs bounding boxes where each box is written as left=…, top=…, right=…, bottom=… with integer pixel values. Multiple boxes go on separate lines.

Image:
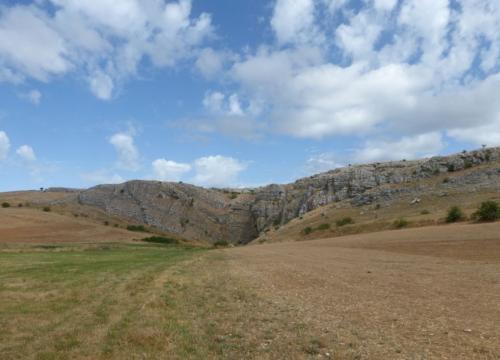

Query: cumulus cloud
left=152, top=158, right=191, bottom=182
left=0, top=131, right=10, bottom=160
left=214, top=0, right=500, bottom=148
left=192, top=155, right=246, bottom=187
left=0, top=0, right=214, bottom=99
left=195, top=48, right=229, bottom=79
left=16, top=145, right=36, bottom=162
left=109, top=132, right=140, bottom=171
left=271, top=0, right=320, bottom=45
left=353, top=132, right=445, bottom=164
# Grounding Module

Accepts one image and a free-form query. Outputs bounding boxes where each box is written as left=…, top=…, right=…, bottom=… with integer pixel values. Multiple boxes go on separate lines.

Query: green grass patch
left=336, top=217, right=354, bottom=227
left=126, top=224, right=147, bottom=232
left=142, top=236, right=179, bottom=245
left=393, top=218, right=409, bottom=229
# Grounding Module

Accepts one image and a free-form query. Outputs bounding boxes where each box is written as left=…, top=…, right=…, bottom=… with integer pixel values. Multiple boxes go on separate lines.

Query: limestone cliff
left=73, top=147, right=500, bottom=244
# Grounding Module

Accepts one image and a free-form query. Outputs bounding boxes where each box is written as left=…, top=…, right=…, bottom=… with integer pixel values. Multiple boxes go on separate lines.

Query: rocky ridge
left=64, top=147, right=500, bottom=244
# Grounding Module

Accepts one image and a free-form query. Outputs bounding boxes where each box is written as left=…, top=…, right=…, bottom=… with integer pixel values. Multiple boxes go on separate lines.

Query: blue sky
left=1, top=0, right=500, bottom=191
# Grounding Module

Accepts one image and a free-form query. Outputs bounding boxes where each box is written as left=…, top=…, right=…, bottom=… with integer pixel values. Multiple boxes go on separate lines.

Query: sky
left=1, top=0, right=500, bottom=191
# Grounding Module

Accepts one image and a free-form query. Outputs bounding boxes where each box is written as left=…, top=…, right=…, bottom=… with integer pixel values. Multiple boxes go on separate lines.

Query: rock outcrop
left=72, top=147, right=500, bottom=244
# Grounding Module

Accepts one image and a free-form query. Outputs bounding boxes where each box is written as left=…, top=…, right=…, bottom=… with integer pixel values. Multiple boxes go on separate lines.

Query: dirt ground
left=0, top=208, right=140, bottom=244
left=224, top=222, right=500, bottom=359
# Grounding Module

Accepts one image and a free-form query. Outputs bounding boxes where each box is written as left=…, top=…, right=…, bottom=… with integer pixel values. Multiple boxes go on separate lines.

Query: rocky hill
left=60, top=146, right=500, bottom=244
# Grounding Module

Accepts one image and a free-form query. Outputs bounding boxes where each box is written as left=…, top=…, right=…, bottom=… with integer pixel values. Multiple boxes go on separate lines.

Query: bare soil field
left=0, top=208, right=140, bottom=245
left=225, top=222, right=500, bottom=359
left=1, top=218, right=499, bottom=359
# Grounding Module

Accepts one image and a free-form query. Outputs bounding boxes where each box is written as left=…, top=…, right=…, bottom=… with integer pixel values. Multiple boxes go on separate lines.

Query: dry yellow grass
left=0, top=207, right=140, bottom=245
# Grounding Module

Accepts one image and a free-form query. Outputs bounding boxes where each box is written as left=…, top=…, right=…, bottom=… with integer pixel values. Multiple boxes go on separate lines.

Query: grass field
left=0, top=243, right=326, bottom=360
left=0, top=244, right=210, bottom=359
left=1, top=222, right=499, bottom=359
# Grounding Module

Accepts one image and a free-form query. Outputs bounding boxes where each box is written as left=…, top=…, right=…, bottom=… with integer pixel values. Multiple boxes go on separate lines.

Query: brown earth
left=0, top=207, right=141, bottom=245
left=222, top=222, right=500, bottom=359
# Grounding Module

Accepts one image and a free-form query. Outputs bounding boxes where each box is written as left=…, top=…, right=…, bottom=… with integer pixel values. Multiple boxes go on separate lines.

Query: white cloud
left=0, top=6, right=71, bottom=82
left=16, top=145, right=36, bottom=162
left=195, top=48, right=227, bottom=79
left=109, top=132, right=139, bottom=171
left=353, top=132, right=445, bottom=164
left=0, top=131, right=10, bottom=161
left=89, top=71, right=114, bottom=100
left=203, top=91, right=225, bottom=113
left=192, top=155, right=246, bottom=187
left=152, top=158, right=191, bottom=182
left=374, top=0, right=398, bottom=11
left=305, top=152, right=343, bottom=174
left=213, top=0, right=500, bottom=147
left=81, top=170, right=124, bottom=185
left=22, top=89, right=42, bottom=105
left=271, top=0, right=319, bottom=45
left=0, top=0, right=214, bottom=99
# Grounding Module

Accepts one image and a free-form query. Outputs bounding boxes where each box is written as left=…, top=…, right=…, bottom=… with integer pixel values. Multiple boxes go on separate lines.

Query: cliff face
left=76, top=147, right=500, bottom=244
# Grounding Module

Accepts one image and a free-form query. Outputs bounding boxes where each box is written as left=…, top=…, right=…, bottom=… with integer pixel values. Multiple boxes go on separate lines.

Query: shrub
left=474, top=201, right=500, bottom=222
left=229, top=192, right=239, bottom=200
left=447, top=164, right=456, bottom=172
left=142, top=236, right=178, bottom=245
left=420, top=210, right=430, bottom=215
left=316, top=223, right=330, bottom=231
left=18, top=203, right=23, bottom=207
left=127, top=225, right=147, bottom=232
left=442, top=177, right=450, bottom=184
left=42, top=206, right=51, bottom=212
left=103, top=221, right=109, bottom=226
left=393, top=218, right=409, bottom=229
left=446, top=206, right=465, bottom=223
left=213, top=240, right=229, bottom=247
left=1, top=202, right=10, bottom=208
left=303, top=226, right=313, bottom=235
left=336, top=217, right=354, bottom=227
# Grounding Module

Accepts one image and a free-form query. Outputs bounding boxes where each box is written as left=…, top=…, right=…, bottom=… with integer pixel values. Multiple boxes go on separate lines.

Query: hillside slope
left=3, top=146, right=500, bottom=244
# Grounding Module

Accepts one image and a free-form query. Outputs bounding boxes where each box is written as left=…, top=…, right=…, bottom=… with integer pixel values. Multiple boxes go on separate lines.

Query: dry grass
left=227, top=222, right=500, bottom=359
left=0, top=207, right=140, bottom=245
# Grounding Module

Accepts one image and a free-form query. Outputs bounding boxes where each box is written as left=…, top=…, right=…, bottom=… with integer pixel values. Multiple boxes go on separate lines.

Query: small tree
left=446, top=206, right=464, bottom=223
left=336, top=217, right=354, bottom=227
left=475, top=201, right=500, bottom=222
left=316, top=223, right=330, bottom=231
left=303, top=227, right=313, bottom=235
left=393, top=218, right=409, bottom=229
left=2, top=202, right=10, bottom=208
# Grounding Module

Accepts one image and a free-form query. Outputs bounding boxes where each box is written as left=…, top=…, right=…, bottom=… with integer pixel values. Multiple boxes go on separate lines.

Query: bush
left=393, top=218, right=409, bottom=229
left=474, top=201, right=500, bottom=222
left=446, top=206, right=465, bottom=223
left=142, top=236, right=178, bottom=245
left=229, top=192, right=239, bottom=200
left=103, top=221, right=109, bottom=226
left=420, top=210, right=430, bottom=215
left=42, top=206, right=51, bottom=212
left=303, top=226, right=313, bottom=235
left=127, top=225, right=147, bottom=232
left=316, top=223, right=330, bottom=231
left=336, top=217, right=354, bottom=227
left=1, top=202, right=10, bottom=208
left=213, top=240, right=229, bottom=247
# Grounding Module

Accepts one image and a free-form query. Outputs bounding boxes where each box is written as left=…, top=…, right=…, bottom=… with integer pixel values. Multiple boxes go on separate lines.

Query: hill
left=1, top=146, right=500, bottom=245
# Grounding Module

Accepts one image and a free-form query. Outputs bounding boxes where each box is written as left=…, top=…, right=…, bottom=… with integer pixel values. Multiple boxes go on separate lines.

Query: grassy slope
left=258, top=164, right=500, bottom=244
left=0, top=243, right=343, bottom=360
left=0, top=244, right=204, bottom=359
